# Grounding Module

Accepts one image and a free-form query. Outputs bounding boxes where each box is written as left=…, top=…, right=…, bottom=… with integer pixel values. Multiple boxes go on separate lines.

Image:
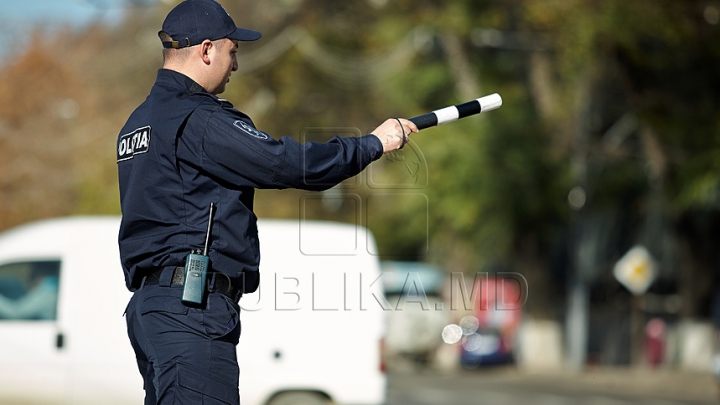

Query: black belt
left=144, top=267, right=242, bottom=303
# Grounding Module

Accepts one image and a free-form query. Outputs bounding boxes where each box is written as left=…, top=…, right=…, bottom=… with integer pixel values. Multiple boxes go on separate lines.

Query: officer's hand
left=371, top=118, right=418, bottom=154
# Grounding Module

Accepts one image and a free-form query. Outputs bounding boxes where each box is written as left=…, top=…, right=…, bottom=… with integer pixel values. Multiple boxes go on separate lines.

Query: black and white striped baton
left=408, top=93, right=502, bottom=130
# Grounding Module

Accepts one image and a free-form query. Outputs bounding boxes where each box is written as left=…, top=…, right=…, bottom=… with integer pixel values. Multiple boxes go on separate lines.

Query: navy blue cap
left=160, top=0, right=261, bottom=49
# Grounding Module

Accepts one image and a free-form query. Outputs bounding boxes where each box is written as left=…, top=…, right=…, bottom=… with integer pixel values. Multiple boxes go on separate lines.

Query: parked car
left=458, top=276, right=523, bottom=368
left=381, top=261, right=448, bottom=366
left=459, top=327, right=515, bottom=367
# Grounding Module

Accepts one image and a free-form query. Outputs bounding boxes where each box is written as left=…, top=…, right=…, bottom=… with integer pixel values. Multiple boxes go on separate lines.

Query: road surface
left=386, top=367, right=718, bottom=405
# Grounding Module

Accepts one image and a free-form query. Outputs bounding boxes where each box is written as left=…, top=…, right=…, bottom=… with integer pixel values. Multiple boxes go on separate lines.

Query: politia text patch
left=117, top=126, right=151, bottom=162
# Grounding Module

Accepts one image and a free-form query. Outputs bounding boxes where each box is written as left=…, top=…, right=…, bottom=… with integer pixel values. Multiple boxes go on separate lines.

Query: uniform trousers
left=125, top=278, right=241, bottom=405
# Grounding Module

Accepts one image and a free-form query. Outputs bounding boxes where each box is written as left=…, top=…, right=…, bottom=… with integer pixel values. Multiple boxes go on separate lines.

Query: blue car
left=459, top=327, right=514, bottom=368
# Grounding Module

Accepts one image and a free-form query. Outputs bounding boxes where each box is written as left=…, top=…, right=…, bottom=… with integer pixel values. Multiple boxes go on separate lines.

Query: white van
left=0, top=216, right=386, bottom=405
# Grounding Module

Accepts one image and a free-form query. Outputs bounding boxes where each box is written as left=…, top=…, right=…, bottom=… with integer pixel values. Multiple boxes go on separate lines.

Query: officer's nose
left=232, top=55, right=238, bottom=72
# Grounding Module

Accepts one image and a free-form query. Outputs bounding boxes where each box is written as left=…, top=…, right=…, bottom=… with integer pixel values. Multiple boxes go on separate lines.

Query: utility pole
left=565, top=72, right=594, bottom=371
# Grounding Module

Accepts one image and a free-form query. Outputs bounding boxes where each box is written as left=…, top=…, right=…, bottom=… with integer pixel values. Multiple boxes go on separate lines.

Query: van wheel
left=267, top=392, right=331, bottom=405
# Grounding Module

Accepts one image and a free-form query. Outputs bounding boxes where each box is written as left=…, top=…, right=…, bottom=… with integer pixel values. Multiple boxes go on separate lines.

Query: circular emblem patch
left=233, top=120, right=268, bottom=140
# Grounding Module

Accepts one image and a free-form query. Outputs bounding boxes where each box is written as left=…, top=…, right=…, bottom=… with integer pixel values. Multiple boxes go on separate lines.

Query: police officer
left=118, top=0, right=417, bottom=404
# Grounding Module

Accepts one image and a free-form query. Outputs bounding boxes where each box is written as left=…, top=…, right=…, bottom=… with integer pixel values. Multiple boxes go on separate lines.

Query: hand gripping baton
left=409, top=93, right=502, bottom=130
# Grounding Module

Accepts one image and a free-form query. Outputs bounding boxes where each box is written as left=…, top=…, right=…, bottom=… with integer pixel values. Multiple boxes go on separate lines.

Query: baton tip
left=478, top=93, right=502, bottom=112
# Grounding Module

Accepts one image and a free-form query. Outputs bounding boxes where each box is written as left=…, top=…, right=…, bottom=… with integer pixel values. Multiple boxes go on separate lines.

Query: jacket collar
left=156, top=68, right=206, bottom=94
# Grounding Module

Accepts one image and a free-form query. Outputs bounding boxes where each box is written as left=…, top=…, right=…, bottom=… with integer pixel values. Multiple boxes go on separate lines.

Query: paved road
left=386, top=368, right=719, bottom=405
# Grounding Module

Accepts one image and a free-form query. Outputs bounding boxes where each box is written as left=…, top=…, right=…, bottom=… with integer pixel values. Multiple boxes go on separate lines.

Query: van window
left=0, top=260, right=61, bottom=321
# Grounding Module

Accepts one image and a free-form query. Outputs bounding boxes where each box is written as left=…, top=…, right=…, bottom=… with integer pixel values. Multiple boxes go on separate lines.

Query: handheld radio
left=181, top=202, right=216, bottom=305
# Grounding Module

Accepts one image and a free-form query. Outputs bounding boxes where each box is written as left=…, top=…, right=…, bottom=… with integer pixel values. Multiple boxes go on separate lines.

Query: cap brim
left=228, top=28, right=262, bottom=42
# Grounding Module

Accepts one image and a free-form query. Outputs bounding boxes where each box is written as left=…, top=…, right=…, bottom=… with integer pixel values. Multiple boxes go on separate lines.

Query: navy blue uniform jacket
left=117, top=69, right=383, bottom=293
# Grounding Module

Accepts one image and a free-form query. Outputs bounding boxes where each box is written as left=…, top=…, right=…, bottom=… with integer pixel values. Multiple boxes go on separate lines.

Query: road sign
left=613, top=245, right=657, bottom=295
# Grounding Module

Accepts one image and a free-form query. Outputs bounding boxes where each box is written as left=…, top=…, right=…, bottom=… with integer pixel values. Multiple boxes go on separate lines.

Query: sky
left=0, top=0, right=129, bottom=28
left=0, top=0, right=158, bottom=64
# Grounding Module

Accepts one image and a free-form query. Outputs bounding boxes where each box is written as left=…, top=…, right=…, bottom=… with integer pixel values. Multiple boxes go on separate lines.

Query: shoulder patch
left=117, top=126, right=151, bottom=162
left=233, top=120, right=268, bottom=140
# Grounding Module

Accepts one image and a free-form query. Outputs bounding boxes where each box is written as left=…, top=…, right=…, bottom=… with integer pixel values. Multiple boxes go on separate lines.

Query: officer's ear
left=200, top=40, right=214, bottom=65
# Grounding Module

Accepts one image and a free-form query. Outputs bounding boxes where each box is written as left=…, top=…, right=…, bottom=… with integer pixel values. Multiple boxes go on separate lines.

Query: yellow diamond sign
left=613, top=245, right=657, bottom=295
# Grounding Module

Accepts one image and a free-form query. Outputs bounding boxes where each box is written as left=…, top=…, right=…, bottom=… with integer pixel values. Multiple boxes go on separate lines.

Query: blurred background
left=1, top=0, right=720, bottom=403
